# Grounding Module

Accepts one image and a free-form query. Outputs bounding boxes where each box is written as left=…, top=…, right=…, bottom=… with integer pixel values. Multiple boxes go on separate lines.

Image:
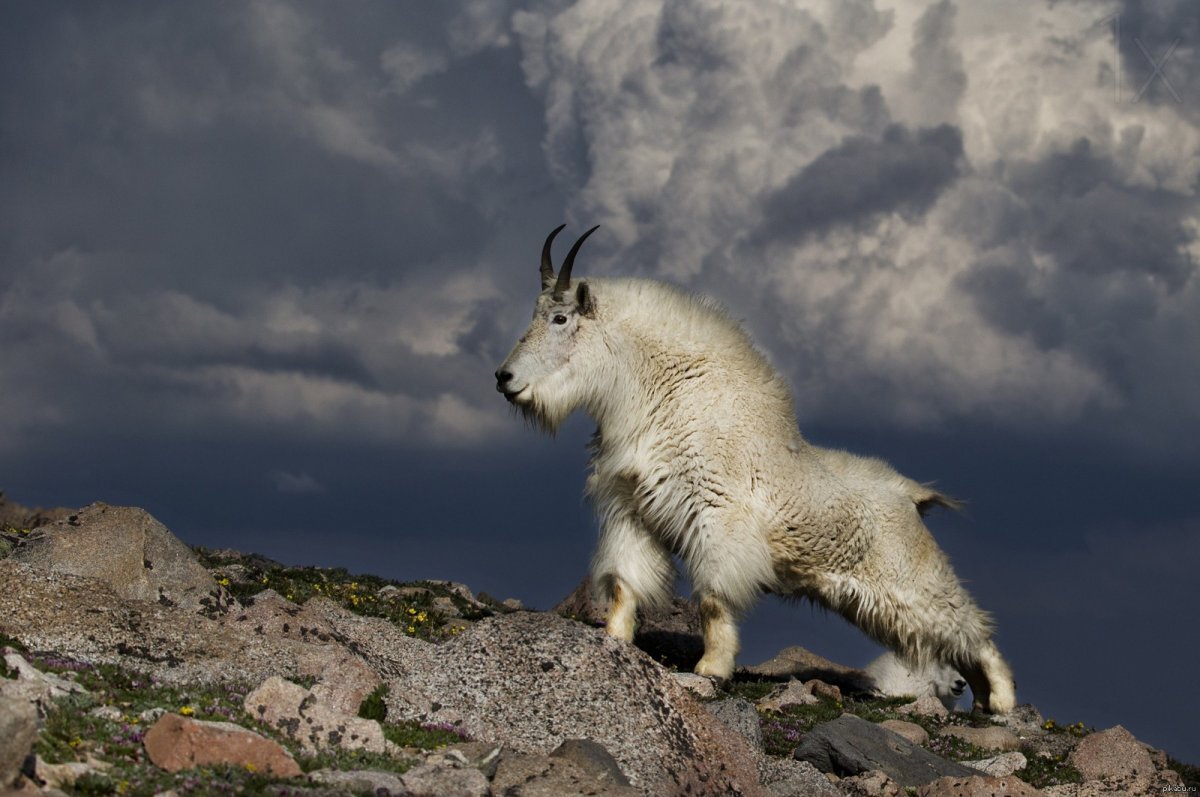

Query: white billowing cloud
left=514, top=0, right=1200, bottom=436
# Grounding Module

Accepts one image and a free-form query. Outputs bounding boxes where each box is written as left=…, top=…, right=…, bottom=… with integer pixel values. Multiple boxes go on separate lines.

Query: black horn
left=540, top=224, right=566, bottom=290
left=553, top=225, right=600, bottom=300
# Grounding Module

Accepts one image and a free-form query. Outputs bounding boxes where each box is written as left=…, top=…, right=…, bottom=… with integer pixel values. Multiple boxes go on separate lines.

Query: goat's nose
left=495, top=368, right=513, bottom=388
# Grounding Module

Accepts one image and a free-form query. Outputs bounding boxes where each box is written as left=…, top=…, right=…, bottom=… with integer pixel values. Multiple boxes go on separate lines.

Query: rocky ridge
left=0, top=496, right=1195, bottom=797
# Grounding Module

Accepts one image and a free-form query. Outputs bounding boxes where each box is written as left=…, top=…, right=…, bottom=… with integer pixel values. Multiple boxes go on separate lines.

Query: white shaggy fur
left=864, top=652, right=968, bottom=710
left=496, top=235, right=1016, bottom=713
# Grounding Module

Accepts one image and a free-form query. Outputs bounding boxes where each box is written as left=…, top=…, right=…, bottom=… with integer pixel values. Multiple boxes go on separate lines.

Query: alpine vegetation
left=495, top=226, right=1016, bottom=713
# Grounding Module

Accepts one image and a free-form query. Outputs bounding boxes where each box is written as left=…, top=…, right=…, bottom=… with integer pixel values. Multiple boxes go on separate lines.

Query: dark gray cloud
left=761, top=123, right=963, bottom=240
left=1113, top=0, right=1199, bottom=108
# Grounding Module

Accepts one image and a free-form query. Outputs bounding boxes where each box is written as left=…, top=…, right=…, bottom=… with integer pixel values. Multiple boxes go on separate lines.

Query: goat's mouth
left=502, top=386, right=531, bottom=405
left=951, top=683, right=967, bottom=697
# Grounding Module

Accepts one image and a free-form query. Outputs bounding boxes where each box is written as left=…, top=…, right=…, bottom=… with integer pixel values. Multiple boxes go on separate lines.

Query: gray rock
left=0, top=650, right=88, bottom=712
left=550, top=738, right=633, bottom=786
left=741, top=645, right=870, bottom=693
left=12, top=503, right=230, bottom=614
left=671, top=671, right=718, bottom=698
left=964, top=751, right=1027, bottom=777
left=914, top=774, right=1043, bottom=796
left=386, top=612, right=765, bottom=796
left=555, top=578, right=704, bottom=670
left=756, top=680, right=819, bottom=713
left=307, top=768, right=406, bottom=794
left=707, top=698, right=764, bottom=750
left=758, top=757, right=842, bottom=797
left=400, top=761, right=490, bottom=797
left=794, top=714, right=977, bottom=787
left=0, top=694, right=38, bottom=788
left=492, top=749, right=641, bottom=797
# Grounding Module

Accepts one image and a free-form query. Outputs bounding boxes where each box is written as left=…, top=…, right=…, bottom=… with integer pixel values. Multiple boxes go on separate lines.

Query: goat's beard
left=510, top=387, right=572, bottom=434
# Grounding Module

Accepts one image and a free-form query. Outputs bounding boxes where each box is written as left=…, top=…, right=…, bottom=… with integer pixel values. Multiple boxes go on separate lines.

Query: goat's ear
left=576, top=281, right=596, bottom=317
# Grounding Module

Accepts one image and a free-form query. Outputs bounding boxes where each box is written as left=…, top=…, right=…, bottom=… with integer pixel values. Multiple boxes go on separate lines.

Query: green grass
left=192, top=547, right=502, bottom=642
left=25, top=651, right=479, bottom=796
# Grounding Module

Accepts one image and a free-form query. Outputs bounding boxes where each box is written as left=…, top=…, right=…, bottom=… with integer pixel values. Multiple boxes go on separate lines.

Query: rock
left=756, top=679, right=819, bottom=712
left=0, top=695, right=37, bottom=788
left=490, top=749, right=641, bottom=797
left=550, top=738, right=634, bottom=787
left=839, top=770, right=905, bottom=796
left=33, top=756, right=110, bottom=790
left=938, top=725, right=1022, bottom=752
left=1067, top=726, right=1154, bottom=782
left=879, top=719, right=929, bottom=746
left=400, top=761, right=491, bottom=797
left=808, top=679, right=843, bottom=703
left=741, top=645, right=869, bottom=692
left=441, top=742, right=504, bottom=779
left=12, top=504, right=231, bottom=614
left=243, top=675, right=386, bottom=753
left=0, top=650, right=88, bottom=712
left=142, top=713, right=301, bottom=777
left=671, top=672, right=718, bottom=698
left=307, top=768, right=406, bottom=794
left=964, top=751, right=1027, bottom=777
left=0, top=493, right=72, bottom=532
left=386, top=612, right=765, bottom=795
left=555, top=578, right=705, bottom=670
left=758, top=757, right=842, bottom=797
left=898, top=693, right=950, bottom=718
left=794, top=714, right=977, bottom=787
left=706, top=698, right=764, bottom=750
left=915, top=774, right=1043, bottom=796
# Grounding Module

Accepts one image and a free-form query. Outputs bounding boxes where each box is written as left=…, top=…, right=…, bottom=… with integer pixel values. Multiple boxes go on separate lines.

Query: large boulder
left=386, top=612, right=766, bottom=796
left=143, top=713, right=302, bottom=777
left=12, top=503, right=229, bottom=613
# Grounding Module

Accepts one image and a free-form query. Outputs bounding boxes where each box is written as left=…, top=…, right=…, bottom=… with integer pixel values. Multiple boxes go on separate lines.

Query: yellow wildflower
left=179, top=705, right=195, bottom=717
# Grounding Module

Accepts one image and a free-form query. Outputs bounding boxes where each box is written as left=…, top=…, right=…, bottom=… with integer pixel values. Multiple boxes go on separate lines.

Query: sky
left=1, top=0, right=1197, bottom=761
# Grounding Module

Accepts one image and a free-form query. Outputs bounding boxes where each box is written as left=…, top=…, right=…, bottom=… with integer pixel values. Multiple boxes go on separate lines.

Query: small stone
left=400, top=761, right=490, bottom=797
left=915, top=773, right=1043, bottom=796
left=839, top=769, right=906, bottom=796
left=33, top=757, right=110, bottom=790
left=307, top=768, right=406, bottom=794
left=671, top=671, right=718, bottom=698
left=808, top=679, right=843, bottom=703
left=550, top=738, right=632, bottom=786
left=880, top=719, right=929, bottom=746
left=757, top=679, right=819, bottom=712
left=898, top=693, right=950, bottom=718
left=143, top=713, right=302, bottom=777
left=938, top=725, right=1022, bottom=752
left=964, top=751, right=1027, bottom=777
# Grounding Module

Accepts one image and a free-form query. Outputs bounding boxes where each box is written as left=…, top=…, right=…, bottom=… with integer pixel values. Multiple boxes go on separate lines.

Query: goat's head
left=495, top=225, right=600, bottom=428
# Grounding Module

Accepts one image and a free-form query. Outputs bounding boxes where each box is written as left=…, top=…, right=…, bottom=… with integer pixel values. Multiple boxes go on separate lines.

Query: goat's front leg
left=694, top=592, right=739, bottom=682
left=591, top=508, right=674, bottom=643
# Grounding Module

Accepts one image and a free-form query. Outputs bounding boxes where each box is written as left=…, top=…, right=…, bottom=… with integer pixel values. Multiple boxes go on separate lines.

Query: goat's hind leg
left=694, top=592, right=739, bottom=682
left=958, top=640, right=1016, bottom=714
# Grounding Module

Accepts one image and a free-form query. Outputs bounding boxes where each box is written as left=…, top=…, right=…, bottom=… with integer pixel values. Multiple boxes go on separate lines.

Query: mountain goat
left=495, top=226, right=1016, bottom=713
left=864, top=652, right=968, bottom=711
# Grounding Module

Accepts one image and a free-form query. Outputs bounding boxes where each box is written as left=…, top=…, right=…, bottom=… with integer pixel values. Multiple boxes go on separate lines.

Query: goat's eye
left=552, top=313, right=568, bottom=325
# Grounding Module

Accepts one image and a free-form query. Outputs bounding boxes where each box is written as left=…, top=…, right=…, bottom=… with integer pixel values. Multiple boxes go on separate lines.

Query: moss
left=357, top=683, right=388, bottom=722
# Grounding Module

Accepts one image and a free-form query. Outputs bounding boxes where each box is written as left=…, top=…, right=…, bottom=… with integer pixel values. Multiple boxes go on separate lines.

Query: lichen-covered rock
left=386, top=612, right=766, bottom=796
left=399, top=761, right=491, bottom=797
left=491, top=749, right=641, bottom=797
left=963, top=751, right=1027, bottom=777
left=243, top=675, right=386, bottom=753
left=756, top=679, right=819, bottom=713
left=0, top=695, right=38, bottom=788
left=1068, top=726, right=1154, bottom=782
left=916, top=774, right=1043, bottom=796
left=143, top=713, right=302, bottom=777
left=13, top=503, right=230, bottom=613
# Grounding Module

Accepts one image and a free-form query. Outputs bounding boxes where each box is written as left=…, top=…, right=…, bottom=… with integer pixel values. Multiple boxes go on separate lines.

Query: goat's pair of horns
left=541, top=224, right=600, bottom=299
